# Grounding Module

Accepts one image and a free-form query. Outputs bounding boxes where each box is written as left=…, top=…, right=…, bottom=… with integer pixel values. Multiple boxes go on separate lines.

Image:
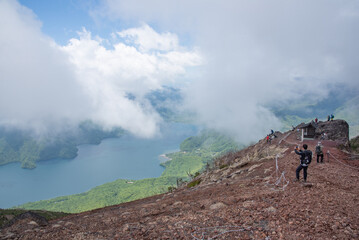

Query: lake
left=0, top=123, right=198, bottom=209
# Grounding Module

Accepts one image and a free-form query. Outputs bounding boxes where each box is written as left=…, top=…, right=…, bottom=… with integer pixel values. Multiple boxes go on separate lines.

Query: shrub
left=219, top=164, right=228, bottom=169
left=167, top=186, right=176, bottom=193
left=187, top=179, right=201, bottom=188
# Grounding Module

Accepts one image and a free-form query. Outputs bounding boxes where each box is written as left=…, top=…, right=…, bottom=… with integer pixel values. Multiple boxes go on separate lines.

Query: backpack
left=315, top=145, right=322, bottom=154
left=304, top=150, right=312, bottom=165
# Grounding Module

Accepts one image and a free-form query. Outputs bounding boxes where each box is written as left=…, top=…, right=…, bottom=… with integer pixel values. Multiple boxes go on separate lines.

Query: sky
left=0, top=0, right=358, bottom=143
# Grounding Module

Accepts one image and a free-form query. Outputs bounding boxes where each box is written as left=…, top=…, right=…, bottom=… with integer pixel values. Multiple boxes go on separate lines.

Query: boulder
left=315, top=120, right=350, bottom=148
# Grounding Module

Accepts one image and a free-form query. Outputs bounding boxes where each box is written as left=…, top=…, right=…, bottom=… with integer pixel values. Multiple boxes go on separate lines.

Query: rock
left=173, top=201, right=182, bottom=206
left=315, top=120, right=350, bottom=148
left=243, top=201, right=254, bottom=208
left=122, top=224, right=130, bottom=231
left=248, top=163, right=262, bottom=172
left=265, top=206, right=277, bottom=213
left=121, top=211, right=131, bottom=216
left=302, top=182, right=313, bottom=188
left=28, top=221, right=38, bottom=226
left=209, top=202, right=227, bottom=210
left=4, top=215, right=14, bottom=221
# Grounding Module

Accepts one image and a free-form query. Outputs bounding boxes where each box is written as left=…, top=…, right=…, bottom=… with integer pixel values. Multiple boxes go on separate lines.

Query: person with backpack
left=294, top=144, right=312, bottom=182
left=315, top=142, right=324, bottom=163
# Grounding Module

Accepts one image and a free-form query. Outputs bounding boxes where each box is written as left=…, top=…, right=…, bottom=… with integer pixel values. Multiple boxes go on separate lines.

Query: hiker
left=315, top=117, right=318, bottom=123
left=271, top=129, right=274, bottom=135
left=292, top=125, right=295, bottom=131
left=331, top=114, right=334, bottom=121
left=327, top=115, right=330, bottom=121
left=315, top=142, right=324, bottom=163
left=294, top=144, right=312, bottom=182
left=320, top=132, right=327, bottom=140
left=266, top=135, right=270, bottom=143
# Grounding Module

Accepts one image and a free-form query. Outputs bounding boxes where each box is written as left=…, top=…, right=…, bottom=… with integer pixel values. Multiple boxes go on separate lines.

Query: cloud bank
left=99, top=0, right=359, bottom=142
left=1, top=0, right=358, bottom=143
left=0, top=0, right=201, bottom=138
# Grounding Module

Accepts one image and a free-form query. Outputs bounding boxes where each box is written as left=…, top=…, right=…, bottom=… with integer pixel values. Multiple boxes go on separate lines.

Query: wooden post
left=301, top=129, right=304, bottom=142
left=327, top=150, right=330, bottom=163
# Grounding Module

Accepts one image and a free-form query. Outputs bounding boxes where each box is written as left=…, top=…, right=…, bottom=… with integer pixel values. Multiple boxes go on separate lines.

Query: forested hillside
left=0, top=121, right=124, bottom=169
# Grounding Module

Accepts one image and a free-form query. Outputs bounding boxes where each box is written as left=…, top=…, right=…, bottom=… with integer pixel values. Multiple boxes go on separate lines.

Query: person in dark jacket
left=315, top=142, right=324, bottom=163
left=294, top=144, right=312, bottom=182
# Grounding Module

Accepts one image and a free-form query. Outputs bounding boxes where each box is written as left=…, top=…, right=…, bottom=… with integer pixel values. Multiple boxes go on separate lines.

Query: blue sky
left=19, top=0, right=102, bottom=45
left=1, top=0, right=358, bottom=142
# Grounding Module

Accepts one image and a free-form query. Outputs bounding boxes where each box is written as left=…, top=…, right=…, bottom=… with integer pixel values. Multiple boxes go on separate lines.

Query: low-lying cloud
left=100, top=0, right=359, bottom=142
left=1, top=0, right=358, bottom=143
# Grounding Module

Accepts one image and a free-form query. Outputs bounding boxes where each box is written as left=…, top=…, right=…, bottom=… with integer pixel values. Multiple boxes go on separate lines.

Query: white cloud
left=118, top=23, right=179, bottom=52
left=61, top=26, right=201, bottom=137
left=0, top=0, right=202, bottom=138
left=0, top=0, right=88, bottom=135
left=99, top=0, right=359, bottom=142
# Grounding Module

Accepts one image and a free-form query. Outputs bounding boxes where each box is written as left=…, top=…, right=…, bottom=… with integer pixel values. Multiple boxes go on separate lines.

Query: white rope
left=274, top=171, right=289, bottom=190
left=278, top=132, right=291, bottom=145
left=281, top=138, right=300, bottom=146
left=328, top=151, right=359, bottom=170
left=275, top=154, right=279, bottom=179
left=271, top=154, right=289, bottom=190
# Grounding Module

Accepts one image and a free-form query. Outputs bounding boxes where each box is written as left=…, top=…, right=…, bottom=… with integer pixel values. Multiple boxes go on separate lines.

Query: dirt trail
left=1, top=130, right=358, bottom=239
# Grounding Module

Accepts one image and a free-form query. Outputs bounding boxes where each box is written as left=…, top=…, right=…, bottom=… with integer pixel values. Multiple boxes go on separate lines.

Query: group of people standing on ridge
left=266, top=129, right=276, bottom=143
left=314, top=114, right=334, bottom=123
left=294, top=141, right=325, bottom=182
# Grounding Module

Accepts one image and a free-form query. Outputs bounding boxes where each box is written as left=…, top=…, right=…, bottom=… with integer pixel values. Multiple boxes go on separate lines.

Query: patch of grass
left=187, top=179, right=201, bottom=188
left=219, top=164, right=229, bottom=169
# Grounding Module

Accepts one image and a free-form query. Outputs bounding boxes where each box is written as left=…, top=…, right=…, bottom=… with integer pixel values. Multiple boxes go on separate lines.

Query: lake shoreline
left=0, top=123, right=198, bottom=209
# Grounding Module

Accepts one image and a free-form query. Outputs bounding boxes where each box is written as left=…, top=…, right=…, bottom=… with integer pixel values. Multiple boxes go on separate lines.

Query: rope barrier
left=328, top=151, right=359, bottom=170
left=281, top=138, right=300, bottom=146
left=278, top=132, right=292, bottom=145
left=275, top=171, right=290, bottom=190
left=273, top=154, right=290, bottom=190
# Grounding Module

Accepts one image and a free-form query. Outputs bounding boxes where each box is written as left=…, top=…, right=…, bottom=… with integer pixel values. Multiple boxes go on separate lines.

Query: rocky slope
left=1, top=121, right=359, bottom=239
